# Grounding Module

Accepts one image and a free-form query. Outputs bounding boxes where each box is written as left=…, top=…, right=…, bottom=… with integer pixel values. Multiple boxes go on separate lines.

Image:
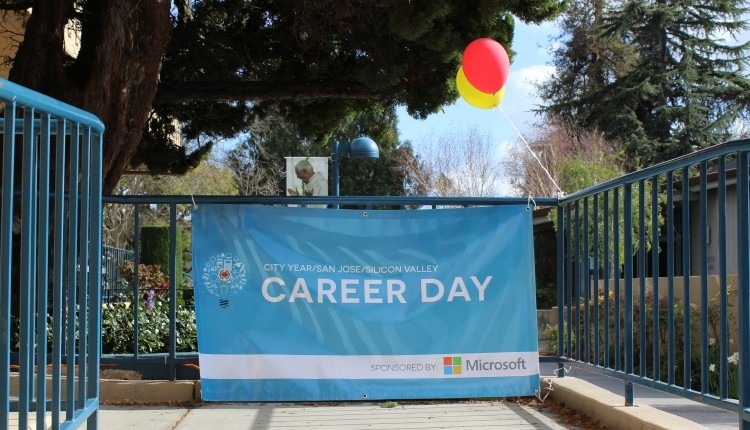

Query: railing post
left=718, top=157, right=728, bottom=400
left=699, top=161, right=709, bottom=395
left=651, top=175, right=660, bottom=383
left=18, top=107, right=37, bottom=430
left=36, top=113, right=52, bottom=427
left=556, top=202, right=565, bottom=377
left=169, top=202, right=178, bottom=381
left=737, top=151, right=750, bottom=429
left=681, top=166, right=692, bottom=392
left=624, top=184, right=634, bottom=406
left=0, top=102, right=16, bottom=430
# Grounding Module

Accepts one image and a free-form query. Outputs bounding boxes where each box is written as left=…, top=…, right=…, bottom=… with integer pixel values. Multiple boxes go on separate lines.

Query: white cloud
left=499, top=64, right=555, bottom=139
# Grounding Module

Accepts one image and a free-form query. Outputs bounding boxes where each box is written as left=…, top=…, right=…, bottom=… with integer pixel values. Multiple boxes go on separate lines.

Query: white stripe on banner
left=199, top=352, right=539, bottom=380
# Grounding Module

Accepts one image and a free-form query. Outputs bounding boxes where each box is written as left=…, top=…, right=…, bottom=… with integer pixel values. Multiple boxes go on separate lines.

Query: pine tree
left=541, top=0, right=750, bottom=167
left=539, top=0, right=634, bottom=121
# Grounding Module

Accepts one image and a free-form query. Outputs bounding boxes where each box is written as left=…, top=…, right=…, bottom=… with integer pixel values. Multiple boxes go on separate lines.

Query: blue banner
left=192, top=205, right=539, bottom=401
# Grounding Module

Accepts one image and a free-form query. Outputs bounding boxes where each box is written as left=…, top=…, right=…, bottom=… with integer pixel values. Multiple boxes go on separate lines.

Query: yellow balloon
left=456, top=66, right=505, bottom=109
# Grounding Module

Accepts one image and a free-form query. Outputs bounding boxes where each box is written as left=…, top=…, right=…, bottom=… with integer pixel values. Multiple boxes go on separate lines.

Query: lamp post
left=332, top=137, right=380, bottom=198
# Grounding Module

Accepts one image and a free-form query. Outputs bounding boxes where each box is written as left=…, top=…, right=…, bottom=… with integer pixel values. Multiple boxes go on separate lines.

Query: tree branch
left=153, top=80, right=385, bottom=104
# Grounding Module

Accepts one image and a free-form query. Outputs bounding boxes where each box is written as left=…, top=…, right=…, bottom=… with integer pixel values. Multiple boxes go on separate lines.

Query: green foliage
left=548, top=285, right=740, bottom=399
left=547, top=143, right=657, bottom=267
left=149, top=0, right=566, bottom=175
left=101, top=287, right=198, bottom=354
left=132, top=112, right=213, bottom=176
left=103, top=264, right=197, bottom=354
left=144, top=162, right=240, bottom=197
left=226, top=104, right=413, bottom=199
left=534, top=228, right=558, bottom=309
left=555, top=180, right=663, bottom=272
left=542, top=322, right=573, bottom=356
left=10, top=263, right=197, bottom=355
left=140, top=225, right=183, bottom=287
left=558, top=154, right=625, bottom=193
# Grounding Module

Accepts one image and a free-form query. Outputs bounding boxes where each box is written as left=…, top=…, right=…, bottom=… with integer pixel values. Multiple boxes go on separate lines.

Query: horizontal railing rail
left=102, top=194, right=557, bottom=207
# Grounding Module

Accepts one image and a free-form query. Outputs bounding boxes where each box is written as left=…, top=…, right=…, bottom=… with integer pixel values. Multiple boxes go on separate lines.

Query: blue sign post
left=192, top=205, right=540, bottom=401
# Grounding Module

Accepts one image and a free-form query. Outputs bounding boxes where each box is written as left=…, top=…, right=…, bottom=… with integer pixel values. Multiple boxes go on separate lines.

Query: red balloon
left=461, top=38, right=510, bottom=94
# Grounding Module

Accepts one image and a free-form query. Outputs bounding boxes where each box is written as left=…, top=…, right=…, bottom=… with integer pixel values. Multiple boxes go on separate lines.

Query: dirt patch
left=534, top=398, right=608, bottom=430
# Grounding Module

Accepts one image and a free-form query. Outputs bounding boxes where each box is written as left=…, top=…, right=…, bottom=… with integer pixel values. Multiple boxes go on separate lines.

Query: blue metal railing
left=556, top=138, right=750, bottom=428
left=0, top=79, right=104, bottom=430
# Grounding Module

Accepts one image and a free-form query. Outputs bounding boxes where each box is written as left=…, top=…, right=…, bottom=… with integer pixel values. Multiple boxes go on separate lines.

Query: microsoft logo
left=443, top=356, right=462, bottom=375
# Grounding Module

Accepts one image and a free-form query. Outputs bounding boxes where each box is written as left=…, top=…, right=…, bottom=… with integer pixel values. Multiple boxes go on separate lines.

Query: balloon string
left=497, top=106, right=565, bottom=198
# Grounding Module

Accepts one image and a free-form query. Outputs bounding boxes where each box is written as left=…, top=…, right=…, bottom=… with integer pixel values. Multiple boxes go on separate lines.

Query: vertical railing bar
left=614, top=187, right=621, bottom=371
left=169, top=202, right=178, bottom=380
left=699, top=160, right=709, bottom=395
left=86, top=128, right=103, bottom=429
left=651, top=175, right=661, bottom=382
left=77, top=126, right=92, bottom=405
left=584, top=197, right=591, bottom=363
left=624, top=183, right=634, bottom=405
left=65, top=122, right=81, bottom=419
left=36, top=113, right=52, bottom=427
left=718, top=156, right=728, bottom=400
left=566, top=204, right=573, bottom=360
left=0, top=101, right=17, bottom=430
left=51, top=118, right=68, bottom=430
left=133, top=205, right=140, bottom=358
left=19, top=106, right=37, bottom=430
left=603, top=191, right=611, bottom=369
left=30, top=112, right=39, bottom=414
left=681, top=165, right=692, bottom=391
left=570, top=200, right=583, bottom=361
left=667, top=171, right=675, bottom=385
left=736, top=150, right=750, bottom=429
left=593, top=194, right=600, bottom=367
left=556, top=203, right=565, bottom=373
left=638, top=180, right=646, bottom=378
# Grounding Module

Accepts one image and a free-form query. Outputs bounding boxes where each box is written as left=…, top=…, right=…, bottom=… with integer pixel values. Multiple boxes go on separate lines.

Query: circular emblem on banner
left=201, top=252, right=248, bottom=297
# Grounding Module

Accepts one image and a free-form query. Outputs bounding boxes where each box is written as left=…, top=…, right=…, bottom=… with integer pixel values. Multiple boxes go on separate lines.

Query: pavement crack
left=169, top=408, right=193, bottom=430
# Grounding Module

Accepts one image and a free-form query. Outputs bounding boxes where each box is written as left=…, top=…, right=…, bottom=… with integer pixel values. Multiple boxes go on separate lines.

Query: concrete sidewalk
left=89, top=365, right=741, bottom=430
left=539, top=364, right=737, bottom=430
left=100, top=401, right=570, bottom=430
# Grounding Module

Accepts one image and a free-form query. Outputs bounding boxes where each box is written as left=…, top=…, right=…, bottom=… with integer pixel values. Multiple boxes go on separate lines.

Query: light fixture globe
left=331, top=136, right=380, bottom=202
left=348, top=137, right=380, bottom=158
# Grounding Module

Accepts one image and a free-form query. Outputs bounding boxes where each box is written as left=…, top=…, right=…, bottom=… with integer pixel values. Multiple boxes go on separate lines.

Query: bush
left=101, top=289, right=197, bottom=354
left=549, top=285, right=740, bottom=399
left=140, top=225, right=183, bottom=287
left=102, top=263, right=197, bottom=354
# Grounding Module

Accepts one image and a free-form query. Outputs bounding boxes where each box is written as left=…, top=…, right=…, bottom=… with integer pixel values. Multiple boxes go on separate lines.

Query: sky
left=395, top=20, right=560, bottom=195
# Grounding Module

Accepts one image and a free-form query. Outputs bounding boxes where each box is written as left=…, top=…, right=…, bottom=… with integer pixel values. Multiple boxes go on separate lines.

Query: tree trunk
left=9, top=0, right=172, bottom=193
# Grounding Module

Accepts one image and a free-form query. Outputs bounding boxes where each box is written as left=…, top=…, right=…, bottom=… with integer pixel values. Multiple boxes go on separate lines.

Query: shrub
left=549, top=285, right=739, bottom=399
left=102, top=263, right=197, bottom=354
